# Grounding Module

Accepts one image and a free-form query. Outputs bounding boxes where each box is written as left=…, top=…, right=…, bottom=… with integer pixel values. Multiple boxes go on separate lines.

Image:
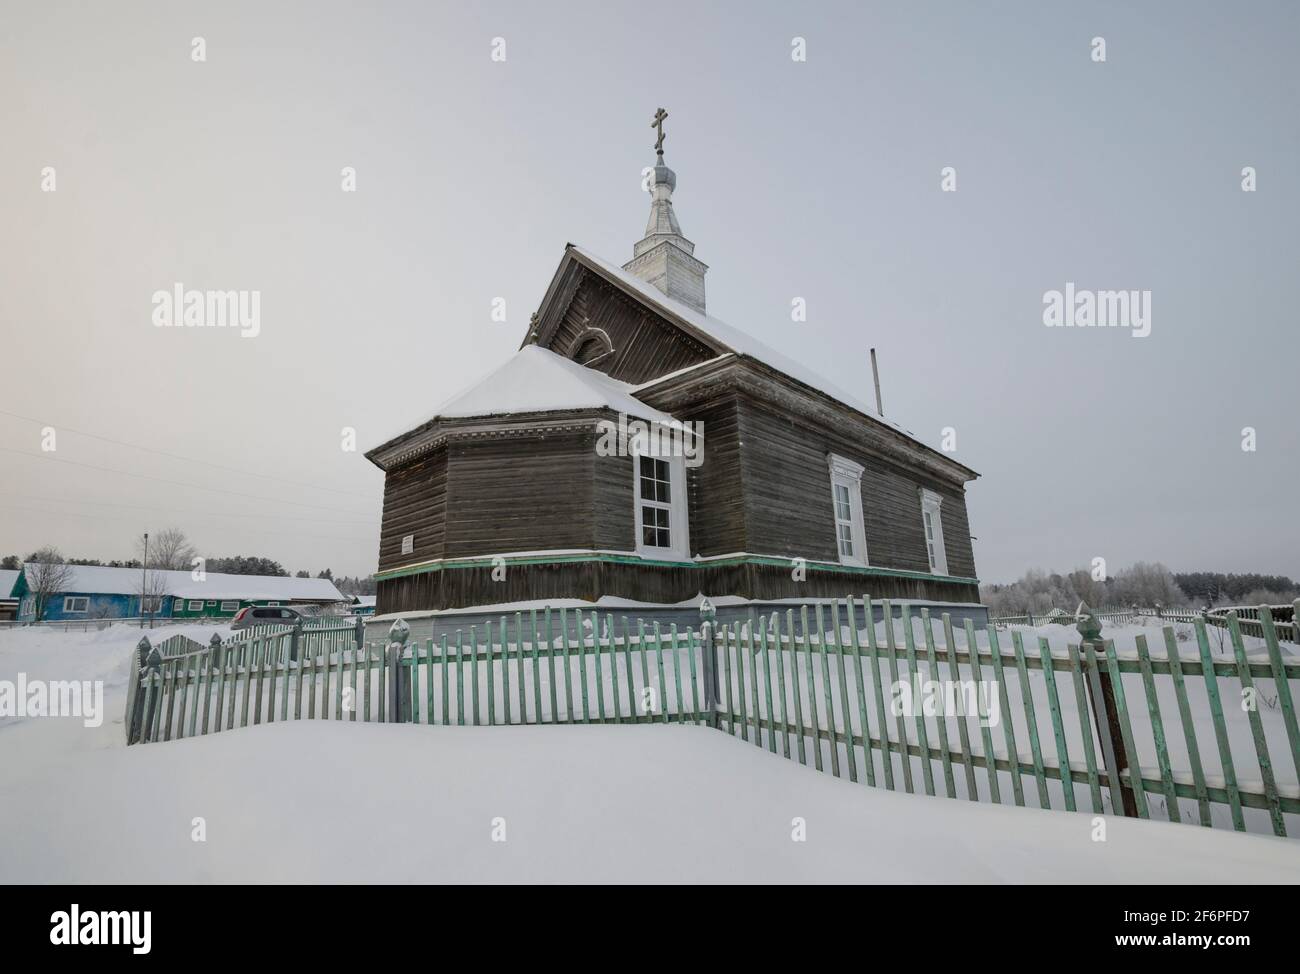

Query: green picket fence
left=992, top=608, right=1149, bottom=627
left=152, top=622, right=360, bottom=659
left=990, top=606, right=1298, bottom=642
left=125, top=598, right=1300, bottom=839
left=713, top=599, right=1300, bottom=838
left=124, top=608, right=710, bottom=746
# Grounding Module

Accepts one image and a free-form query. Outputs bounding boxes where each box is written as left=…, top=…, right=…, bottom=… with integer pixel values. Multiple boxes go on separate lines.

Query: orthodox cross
left=651, top=107, right=668, bottom=155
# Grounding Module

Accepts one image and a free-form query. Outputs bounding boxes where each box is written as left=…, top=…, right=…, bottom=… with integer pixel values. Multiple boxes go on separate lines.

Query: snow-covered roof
left=373, top=343, right=678, bottom=447
left=569, top=246, right=919, bottom=439
left=0, top=569, right=19, bottom=600
left=20, top=563, right=345, bottom=602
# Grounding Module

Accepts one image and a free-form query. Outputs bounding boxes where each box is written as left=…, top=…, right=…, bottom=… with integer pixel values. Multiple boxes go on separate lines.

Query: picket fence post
left=388, top=618, right=410, bottom=723
left=139, top=643, right=164, bottom=744
left=124, top=636, right=150, bottom=745
left=699, top=598, right=719, bottom=728
left=1076, top=605, right=1138, bottom=817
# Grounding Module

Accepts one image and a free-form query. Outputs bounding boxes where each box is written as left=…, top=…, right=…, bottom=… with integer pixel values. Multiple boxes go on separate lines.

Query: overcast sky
left=2, top=0, right=1296, bottom=583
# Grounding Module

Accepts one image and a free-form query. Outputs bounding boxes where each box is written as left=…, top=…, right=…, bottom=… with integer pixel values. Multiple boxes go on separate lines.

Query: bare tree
left=136, top=528, right=196, bottom=572
left=135, top=569, right=170, bottom=628
left=26, top=547, right=75, bottom=622
left=1112, top=562, right=1186, bottom=608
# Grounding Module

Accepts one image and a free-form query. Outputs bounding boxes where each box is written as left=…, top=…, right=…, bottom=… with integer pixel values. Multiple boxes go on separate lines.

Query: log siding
left=443, top=431, right=595, bottom=558
left=376, top=553, right=979, bottom=614
left=376, top=449, right=447, bottom=573
left=735, top=397, right=977, bottom=579
left=535, top=268, right=716, bottom=384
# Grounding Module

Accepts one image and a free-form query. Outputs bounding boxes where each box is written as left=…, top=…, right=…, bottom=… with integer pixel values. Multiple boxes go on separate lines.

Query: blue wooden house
left=11, top=563, right=346, bottom=622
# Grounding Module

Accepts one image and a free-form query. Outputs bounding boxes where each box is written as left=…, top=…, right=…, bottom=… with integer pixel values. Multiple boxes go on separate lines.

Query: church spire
left=623, top=107, right=709, bottom=313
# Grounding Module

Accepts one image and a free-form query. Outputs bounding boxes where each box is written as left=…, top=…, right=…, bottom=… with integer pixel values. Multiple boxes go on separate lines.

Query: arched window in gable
left=567, top=327, right=615, bottom=368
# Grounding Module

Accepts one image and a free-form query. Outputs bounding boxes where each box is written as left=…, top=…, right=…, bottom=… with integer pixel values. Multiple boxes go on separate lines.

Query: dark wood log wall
left=584, top=392, right=750, bottom=559
left=377, top=558, right=980, bottom=615
left=735, top=397, right=977, bottom=579
left=378, top=429, right=600, bottom=574
left=443, top=431, right=595, bottom=558
left=375, top=397, right=977, bottom=605
left=681, top=394, right=746, bottom=556
left=593, top=448, right=634, bottom=552
left=377, top=449, right=447, bottom=573
left=540, top=270, right=716, bottom=384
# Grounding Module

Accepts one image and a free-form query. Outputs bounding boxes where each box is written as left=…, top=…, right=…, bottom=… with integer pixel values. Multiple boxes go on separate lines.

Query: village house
left=9, top=563, right=346, bottom=622
left=366, top=116, right=981, bottom=619
left=0, top=569, right=19, bottom=621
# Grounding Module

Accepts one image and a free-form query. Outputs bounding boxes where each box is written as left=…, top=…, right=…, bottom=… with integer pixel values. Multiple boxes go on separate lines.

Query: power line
left=0, top=490, right=377, bottom=526
left=0, top=446, right=375, bottom=517
left=0, top=406, right=375, bottom=500
left=0, top=502, right=375, bottom=547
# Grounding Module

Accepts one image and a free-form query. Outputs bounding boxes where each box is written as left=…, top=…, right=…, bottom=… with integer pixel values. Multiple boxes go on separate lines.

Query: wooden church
left=366, top=115, right=980, bottom=617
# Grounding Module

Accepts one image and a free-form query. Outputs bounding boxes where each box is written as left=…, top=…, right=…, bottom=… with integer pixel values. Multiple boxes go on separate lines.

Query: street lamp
left=140, top=532, right=148, bottom=629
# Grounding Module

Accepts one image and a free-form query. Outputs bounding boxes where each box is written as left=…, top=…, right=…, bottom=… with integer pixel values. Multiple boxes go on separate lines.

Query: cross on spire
left=651, top=107, right=668, bottom=157
left=625, top=106, right=707, bottom=312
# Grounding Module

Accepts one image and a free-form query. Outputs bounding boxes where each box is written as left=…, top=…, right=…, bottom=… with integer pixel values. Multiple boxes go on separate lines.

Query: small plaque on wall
left=401, top=534, right=414, bottom=555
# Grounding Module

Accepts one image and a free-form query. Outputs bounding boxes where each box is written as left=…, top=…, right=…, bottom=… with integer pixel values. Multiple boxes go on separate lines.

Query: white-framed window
left=920, top=488, right=949, bottom=576
left=827, top=454, right=868, bottom=567
left=267, top=601, right=280, bottom=607
left=141, top=596, right=163, bottom=613
left=63, top=596, right=89, bottom=613
left=187, top=600, right=203, bottom=611
left=220, top=600, right=239, bottom=612
left=633, top=452, right=690, bottom=560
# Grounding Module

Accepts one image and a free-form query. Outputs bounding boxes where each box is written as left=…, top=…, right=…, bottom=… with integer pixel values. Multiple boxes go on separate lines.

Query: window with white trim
left=920, top=489, right=949, bottom=576
left=826, top=454, right=867, bottom=567
left=220, top=600, right=240, bottom=612
left=141, top=596, right=163, bottom=613
left=187, top=600, right=203, bottom=611
left=64, top=596, right=89, bottom=613
left=634, top=453, right=689, bottom=559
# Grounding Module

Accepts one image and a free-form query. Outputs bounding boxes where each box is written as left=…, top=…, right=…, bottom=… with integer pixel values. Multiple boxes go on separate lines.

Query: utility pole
left=140, top=532, right=148, bottom=629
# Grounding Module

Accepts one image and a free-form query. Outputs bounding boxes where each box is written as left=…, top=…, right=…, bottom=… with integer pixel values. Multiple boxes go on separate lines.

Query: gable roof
left=19, top=563, right=345, bottom=602
left=0, top=569, right=19, bottom=600
left=368, top=343, right=678, bottom=456
left=557, top=246, right=946, bottom=449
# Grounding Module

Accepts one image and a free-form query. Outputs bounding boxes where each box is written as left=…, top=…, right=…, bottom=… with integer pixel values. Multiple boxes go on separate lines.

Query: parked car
left=230, top=605, right=306, bottom=630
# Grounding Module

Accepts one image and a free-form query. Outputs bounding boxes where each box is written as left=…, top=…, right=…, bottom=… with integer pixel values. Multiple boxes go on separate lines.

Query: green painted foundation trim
left=375, top=551, right=978, bottom=587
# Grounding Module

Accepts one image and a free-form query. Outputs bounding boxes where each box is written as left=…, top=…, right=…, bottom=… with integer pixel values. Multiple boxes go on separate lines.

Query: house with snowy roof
left=366, top=125, right=980, bottom=617
left=0, top=568, right=19, bottom=621
left=11, top=563, right=346, bottom=622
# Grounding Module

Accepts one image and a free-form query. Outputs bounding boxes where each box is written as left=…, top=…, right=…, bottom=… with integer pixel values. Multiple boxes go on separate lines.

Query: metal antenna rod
left=870, top=347, right=883, bottom=416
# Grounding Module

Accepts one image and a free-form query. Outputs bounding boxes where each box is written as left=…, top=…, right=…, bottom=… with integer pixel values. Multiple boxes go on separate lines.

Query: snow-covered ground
left=2, top=623, right=1299, bottom=883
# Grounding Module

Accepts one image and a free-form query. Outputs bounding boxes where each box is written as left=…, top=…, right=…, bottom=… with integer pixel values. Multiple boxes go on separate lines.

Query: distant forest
left=980, top=563, right=1299, bottom=616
